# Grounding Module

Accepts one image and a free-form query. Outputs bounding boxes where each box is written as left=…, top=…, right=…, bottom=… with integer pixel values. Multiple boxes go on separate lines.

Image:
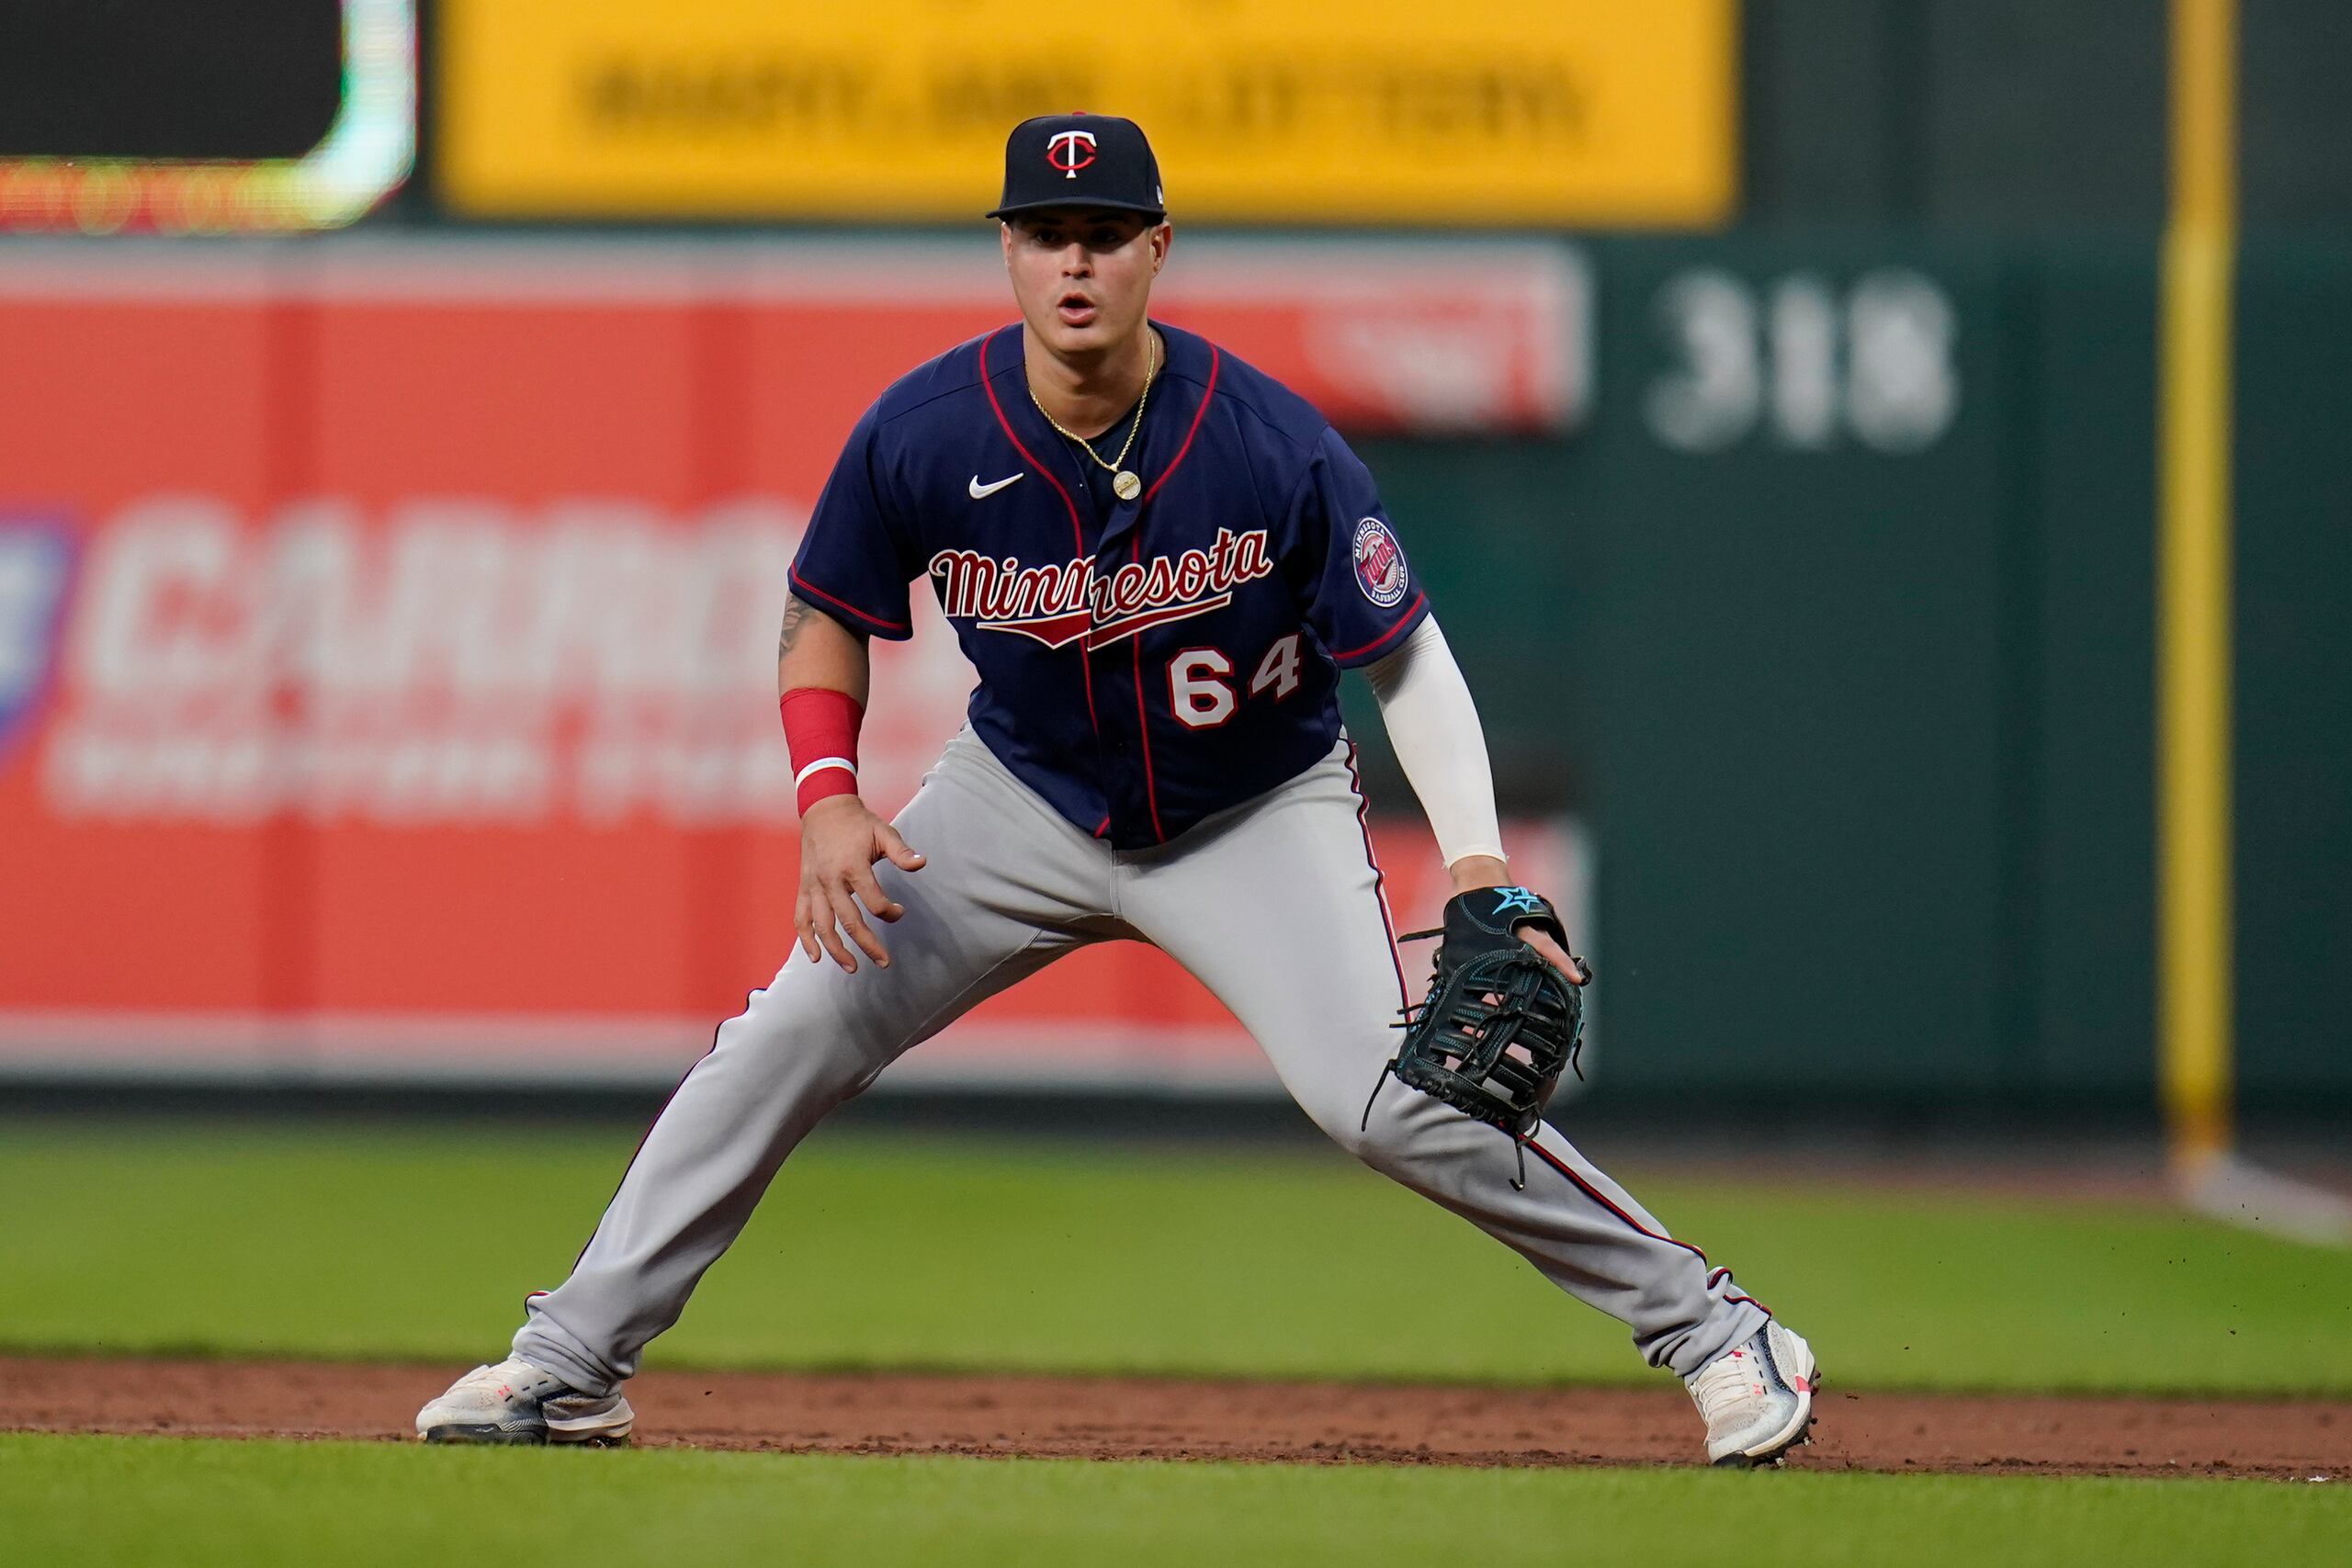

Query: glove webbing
left=1361, top=923, right=1586, bottom=1191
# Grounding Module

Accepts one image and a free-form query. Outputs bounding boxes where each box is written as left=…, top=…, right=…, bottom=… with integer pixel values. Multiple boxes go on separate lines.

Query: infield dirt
left=2, top=1357, right=2343, bottom=1481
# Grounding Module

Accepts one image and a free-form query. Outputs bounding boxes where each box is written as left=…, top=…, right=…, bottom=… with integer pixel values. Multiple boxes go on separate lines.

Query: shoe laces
left=456, top=1357, right=558, bottom=1399
left=1685, top=1340, right=1770, bottom=1428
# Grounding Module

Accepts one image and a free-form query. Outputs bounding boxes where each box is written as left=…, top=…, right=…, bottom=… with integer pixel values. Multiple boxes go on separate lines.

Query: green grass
left=3, top=1121, right=2349, bottom=1393
left=3, top=1436, right=2346, bottom=1568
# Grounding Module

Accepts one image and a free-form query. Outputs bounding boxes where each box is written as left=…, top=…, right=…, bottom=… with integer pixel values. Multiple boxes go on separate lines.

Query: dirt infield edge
left=3, top=1355, right=2346, bottom=1482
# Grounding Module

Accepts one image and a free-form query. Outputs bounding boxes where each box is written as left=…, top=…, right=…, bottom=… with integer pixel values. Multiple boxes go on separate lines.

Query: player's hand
left=1448, top=856, right=1591, bottom=985
left=796, top=796, right=925, bottom=973
left=1515, top=925, right=1591, bottom=987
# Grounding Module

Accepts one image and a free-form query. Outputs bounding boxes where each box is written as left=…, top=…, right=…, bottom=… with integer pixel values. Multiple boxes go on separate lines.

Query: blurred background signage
left=438, top=0, right=1735, bottom=226
left=0, top=236, right=1587, bottom=1086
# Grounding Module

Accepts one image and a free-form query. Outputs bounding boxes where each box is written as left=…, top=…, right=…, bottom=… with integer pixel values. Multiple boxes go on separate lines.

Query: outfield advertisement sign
left=0, top=239, right=1589, bottom=1089
left=439, top=0, right=1736, bottom=227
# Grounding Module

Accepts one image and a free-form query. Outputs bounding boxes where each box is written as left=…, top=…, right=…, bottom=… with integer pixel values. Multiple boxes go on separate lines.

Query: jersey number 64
left=1167, top=635, right=1303, bottom=728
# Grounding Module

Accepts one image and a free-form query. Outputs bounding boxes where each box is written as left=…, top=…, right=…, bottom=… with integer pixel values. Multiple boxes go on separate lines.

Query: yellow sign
left=440, top=0, right=1736, bottom=227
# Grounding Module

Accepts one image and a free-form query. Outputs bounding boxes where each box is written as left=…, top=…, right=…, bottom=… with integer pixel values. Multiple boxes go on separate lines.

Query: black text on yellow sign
left=440, top=0, right=1736, bottom=227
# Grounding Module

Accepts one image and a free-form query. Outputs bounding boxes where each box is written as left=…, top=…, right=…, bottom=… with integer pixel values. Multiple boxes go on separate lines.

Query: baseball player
left=417, top=114, right=1818, bottom=1466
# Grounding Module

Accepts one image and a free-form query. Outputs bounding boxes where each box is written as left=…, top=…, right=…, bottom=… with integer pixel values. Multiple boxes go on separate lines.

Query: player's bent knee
left=1305, top=1088, right=1421, bottom=1174
left=723, top=975, right=889, bottom=1077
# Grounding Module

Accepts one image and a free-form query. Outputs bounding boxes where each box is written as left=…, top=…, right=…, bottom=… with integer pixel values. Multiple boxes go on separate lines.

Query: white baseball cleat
left=1683, top=1321, right=1819, bottom=1467
left=414, top=1356, right=635, bottom=1446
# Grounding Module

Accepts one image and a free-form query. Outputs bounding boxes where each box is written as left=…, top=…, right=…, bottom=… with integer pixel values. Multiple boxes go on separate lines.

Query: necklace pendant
left=1113, top=469, right=1142, bottom=502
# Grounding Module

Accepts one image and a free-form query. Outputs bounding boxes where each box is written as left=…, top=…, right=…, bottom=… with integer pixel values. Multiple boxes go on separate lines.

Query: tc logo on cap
left=1046, top=130, right=1098, bottom=178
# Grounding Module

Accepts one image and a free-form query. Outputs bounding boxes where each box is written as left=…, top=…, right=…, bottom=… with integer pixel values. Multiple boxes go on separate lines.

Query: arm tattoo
left=777, top=593, right=812, bottom=660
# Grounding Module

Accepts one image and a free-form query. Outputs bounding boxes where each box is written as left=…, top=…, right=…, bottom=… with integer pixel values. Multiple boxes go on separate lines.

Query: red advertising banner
left=0, top=240, right=1589, bottom=1089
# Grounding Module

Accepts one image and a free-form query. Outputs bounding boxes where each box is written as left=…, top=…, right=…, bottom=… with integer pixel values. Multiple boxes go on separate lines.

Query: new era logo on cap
left=989, top=113, right=1164, bottom=220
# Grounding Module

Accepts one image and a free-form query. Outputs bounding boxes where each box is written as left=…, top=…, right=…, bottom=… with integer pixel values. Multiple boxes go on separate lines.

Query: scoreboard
left=0, top=0, right=413, bottom=233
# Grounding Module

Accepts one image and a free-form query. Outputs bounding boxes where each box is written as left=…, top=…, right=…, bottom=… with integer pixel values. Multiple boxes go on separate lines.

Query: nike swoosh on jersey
left=967, top=472, right=1025, bottom=500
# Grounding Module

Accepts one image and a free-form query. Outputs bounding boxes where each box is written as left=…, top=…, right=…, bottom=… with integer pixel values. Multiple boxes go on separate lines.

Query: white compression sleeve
left=1362, top=615, right=1508, bottom=870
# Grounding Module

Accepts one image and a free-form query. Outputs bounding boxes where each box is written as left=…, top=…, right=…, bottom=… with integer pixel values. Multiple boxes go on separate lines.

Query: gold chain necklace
left=1028, top=332, right=1159, bottom=502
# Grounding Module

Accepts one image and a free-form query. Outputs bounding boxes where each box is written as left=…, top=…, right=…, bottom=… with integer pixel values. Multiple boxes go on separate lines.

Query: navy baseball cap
left=987, top=113, right=1165, bottom=221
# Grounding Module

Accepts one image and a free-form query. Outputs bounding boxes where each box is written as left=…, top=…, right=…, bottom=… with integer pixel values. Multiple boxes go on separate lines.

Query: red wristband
left=780, top=687, right=864, bottom=816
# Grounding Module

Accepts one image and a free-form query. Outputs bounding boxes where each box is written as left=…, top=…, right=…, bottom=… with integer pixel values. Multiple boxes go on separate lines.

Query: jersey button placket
left=1090, top=637, right=1137, bottom=846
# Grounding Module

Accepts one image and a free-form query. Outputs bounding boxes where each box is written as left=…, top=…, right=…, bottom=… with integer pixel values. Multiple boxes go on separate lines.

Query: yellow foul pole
left=2158, top=0, right=2237, bottom=1168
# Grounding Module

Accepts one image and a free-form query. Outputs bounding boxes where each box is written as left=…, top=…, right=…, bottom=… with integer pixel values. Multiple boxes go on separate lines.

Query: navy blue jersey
left=789, top=321, right=1430, bottom=850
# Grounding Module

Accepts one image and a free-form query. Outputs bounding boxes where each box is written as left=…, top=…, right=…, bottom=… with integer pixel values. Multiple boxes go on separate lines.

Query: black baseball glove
left=1361, top=886, right=1589, bottom=1190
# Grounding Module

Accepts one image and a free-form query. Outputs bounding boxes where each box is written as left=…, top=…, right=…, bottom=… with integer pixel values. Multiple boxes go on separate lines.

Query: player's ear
left=1149, top=221, right=1171, bottom=273
left=1000, top=220, right=1014, bottom=268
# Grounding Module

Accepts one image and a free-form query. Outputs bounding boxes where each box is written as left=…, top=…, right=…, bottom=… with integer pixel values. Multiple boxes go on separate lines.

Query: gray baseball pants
left=513, top=726, right=1768, bottom=1394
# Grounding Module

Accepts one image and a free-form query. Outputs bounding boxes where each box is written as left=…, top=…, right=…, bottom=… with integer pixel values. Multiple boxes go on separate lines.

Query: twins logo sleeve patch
left=1298, top=427, right=1428, bottom=669
left=1351, top=517, right=1410, bottom=608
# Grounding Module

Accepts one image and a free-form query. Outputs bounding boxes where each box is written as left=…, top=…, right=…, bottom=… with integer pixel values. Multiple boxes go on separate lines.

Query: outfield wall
left=1, top=233, right=2345, bottom=1110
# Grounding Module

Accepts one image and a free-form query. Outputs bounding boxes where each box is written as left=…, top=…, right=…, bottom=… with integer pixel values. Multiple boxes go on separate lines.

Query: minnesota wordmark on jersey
left=926, top=526, right=1274, bottom=651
